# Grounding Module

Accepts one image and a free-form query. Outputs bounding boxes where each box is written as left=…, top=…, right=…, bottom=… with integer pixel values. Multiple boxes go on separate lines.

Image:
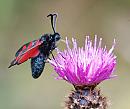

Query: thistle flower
left=49, top=36, right=116, bottom=86
left=49, top=36, right=116, bottom=109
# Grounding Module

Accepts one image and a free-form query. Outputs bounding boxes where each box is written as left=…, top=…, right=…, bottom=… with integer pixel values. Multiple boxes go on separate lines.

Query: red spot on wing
left=27, top=42, right=32, bottom=49
left=22, top=45, right=27, bottom=50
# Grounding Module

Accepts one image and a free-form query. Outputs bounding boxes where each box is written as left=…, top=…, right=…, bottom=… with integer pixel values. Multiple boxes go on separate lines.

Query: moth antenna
left=47, top=13, right=58, bottom=33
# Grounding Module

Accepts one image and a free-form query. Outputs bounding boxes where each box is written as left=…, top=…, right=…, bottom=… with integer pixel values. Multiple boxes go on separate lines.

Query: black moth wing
left=31, top=52, right=46, bottom=79
left=15, top=40, right=40, bottom=57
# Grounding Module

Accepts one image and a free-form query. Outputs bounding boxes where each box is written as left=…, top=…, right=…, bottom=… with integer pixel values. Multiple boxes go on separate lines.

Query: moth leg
left=48, top=57, right=51, bottom=60
left=50, top=51, right=55, bottom=60
left=44, top=60, right=49, bottom=63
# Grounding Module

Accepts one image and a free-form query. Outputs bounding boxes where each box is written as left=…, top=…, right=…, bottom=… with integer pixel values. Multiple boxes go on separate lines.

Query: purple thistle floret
left=49, top=36, right=116, bottom=86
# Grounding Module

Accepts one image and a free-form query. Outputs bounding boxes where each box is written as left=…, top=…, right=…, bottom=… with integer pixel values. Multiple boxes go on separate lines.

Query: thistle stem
left=65, top=86, right=108, bottom=109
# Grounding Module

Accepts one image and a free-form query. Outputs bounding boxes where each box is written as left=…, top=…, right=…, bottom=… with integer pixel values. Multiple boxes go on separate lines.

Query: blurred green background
left=0, top=0, right=130, bottom=109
